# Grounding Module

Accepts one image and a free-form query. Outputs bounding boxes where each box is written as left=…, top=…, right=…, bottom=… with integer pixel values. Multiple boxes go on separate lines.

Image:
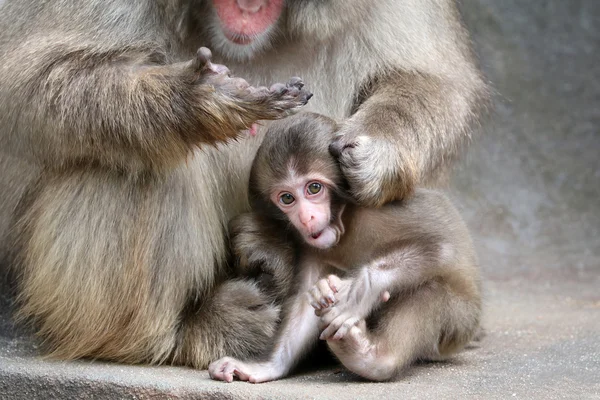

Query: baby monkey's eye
left=307, top=182, right=322, bottom=195
left=280, top=193, right=295, bottom=205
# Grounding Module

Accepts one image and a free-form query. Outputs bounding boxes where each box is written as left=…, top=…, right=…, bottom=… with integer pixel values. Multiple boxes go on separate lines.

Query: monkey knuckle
left=320, top=312, right=331, bottom=322
left=317, top=281, right=330, bottom=292
left=343, top=318, right=358, bottom=329
left=320, top=314, right=334, bottom=326
left=287, top=77, right=304, bottom=88
left=322, top=327, right=334, bottom=338
left=286, top=86, right=300, bottom=96
left=332, top=315, right=346, bottom=327
left=269, top=82, right=287, bottom=95
left=327, top=274, right=342, bottom=287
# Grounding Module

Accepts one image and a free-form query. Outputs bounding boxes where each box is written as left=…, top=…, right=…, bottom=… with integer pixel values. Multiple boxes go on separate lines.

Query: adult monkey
left=0, top=0, right=487, bottom=369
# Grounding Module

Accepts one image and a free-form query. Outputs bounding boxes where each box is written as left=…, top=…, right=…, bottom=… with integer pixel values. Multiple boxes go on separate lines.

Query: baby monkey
left=209, top=113, right=481, bottom=382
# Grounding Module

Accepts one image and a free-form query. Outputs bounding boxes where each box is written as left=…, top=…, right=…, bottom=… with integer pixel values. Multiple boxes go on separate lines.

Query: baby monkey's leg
left=328, top=282, right=472, bottom=381
left=209, top=264, right=323, bottom=383
left=326, top=320, right=397, bottom=381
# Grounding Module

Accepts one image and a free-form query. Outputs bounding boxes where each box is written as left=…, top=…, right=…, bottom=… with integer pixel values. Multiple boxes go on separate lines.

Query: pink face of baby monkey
left=270, top=173, right=342, bottom=249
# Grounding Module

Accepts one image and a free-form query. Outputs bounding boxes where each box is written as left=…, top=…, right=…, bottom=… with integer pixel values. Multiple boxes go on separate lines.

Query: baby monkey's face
left=270, top=172, right=343, bottom=249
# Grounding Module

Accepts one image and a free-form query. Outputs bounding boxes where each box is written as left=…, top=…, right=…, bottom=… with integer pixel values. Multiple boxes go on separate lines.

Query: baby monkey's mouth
left=310, top=231, right=323, bottom=240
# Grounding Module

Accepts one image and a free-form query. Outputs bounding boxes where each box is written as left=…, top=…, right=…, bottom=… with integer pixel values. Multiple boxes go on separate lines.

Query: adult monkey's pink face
left=210, top=0, right=284, bottom=58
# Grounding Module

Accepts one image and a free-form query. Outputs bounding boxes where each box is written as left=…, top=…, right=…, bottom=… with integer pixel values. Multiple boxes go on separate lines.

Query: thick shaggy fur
left=0, top=0, right=487, bottom=368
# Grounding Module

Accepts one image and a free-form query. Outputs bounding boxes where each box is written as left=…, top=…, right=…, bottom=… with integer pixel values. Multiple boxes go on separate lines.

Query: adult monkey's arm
left=0, top=3, right=310, bottom=173
left=329, top=0, right=489, bottom=206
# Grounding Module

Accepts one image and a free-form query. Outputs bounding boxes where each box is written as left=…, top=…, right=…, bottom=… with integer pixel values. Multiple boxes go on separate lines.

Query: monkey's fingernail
left=320, top=300, right=328, bottom=308
left=328, top=294, right=336, bottom=303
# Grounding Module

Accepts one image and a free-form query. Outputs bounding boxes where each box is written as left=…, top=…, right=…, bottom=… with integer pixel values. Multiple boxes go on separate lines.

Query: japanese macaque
left=209, top=114, right=482, bottom=382
left=0, top=0, right=487, bottom=367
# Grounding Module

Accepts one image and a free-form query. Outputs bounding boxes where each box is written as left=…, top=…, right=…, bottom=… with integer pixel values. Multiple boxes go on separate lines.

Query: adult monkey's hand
left=330, top=72, right=487, bottom=207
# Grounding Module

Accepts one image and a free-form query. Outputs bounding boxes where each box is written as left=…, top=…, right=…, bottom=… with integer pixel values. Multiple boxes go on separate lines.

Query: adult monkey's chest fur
left=216, top=38, right=367, bottom=122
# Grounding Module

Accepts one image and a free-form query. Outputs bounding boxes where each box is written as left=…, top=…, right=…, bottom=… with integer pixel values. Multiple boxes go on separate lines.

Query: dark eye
left=307, top=182, right=322, bottom=195
left=279, top=193, right=295, bottom=205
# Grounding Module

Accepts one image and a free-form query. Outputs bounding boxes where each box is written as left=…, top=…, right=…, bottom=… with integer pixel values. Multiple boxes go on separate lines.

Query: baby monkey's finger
left=327, top=274, right=343, bottom=294
left=308, top=287, right=323, bottom=310
left=316, top=279, right=336, bottom=305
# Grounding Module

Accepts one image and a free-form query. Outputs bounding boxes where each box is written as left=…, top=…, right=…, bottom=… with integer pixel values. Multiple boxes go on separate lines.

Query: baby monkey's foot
left=327, top=321, right=372, bottom=355
left=327, top=322, right=396, bottom=381
left=208, top=357, right=283, bottom=384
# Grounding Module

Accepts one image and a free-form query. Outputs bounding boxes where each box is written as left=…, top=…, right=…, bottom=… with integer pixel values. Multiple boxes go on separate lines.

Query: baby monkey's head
left=250, top=113, right=348, bottom=249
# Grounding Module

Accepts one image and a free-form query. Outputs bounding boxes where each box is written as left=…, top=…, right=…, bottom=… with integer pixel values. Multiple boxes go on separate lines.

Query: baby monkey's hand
left=307, top=275, right=343, bottom=311
left=308, top=274, right=390, bottom=314
left=308, top=273, right=391, bottom=340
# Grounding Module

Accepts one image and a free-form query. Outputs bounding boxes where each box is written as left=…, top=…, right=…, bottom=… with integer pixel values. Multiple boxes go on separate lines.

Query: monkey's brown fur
left=0, top=0, right=487, bottom=368
left=224, top=114, right=481, bottom=381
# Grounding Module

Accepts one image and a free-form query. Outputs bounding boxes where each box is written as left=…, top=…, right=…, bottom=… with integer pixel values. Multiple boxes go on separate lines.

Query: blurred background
left=455, top=0, right=598, bottom=283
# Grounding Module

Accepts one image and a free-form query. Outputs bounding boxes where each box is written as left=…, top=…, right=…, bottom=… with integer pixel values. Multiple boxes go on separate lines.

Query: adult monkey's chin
left=211, top=0, right=284, bottom=48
